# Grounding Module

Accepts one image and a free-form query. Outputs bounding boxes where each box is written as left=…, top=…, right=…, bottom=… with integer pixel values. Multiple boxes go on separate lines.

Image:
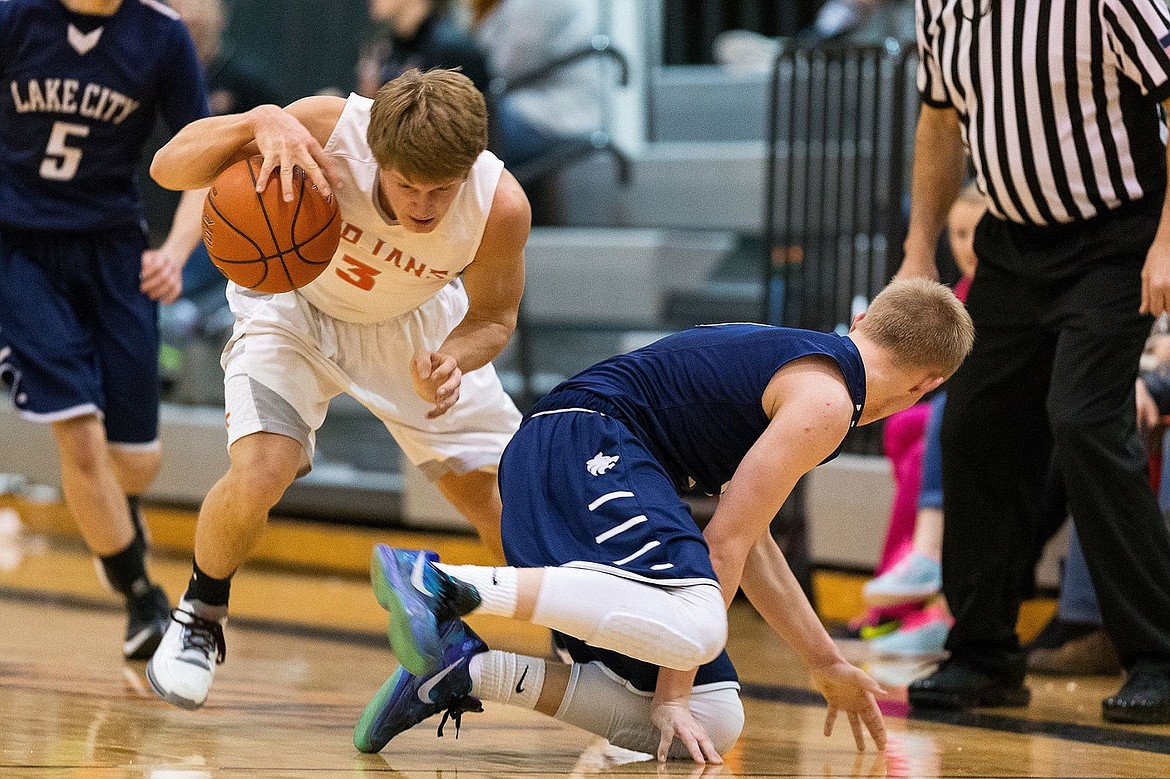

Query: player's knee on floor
left=559, top=661, right=743, bottom=759
left=686, top=686, right=744, bottom=755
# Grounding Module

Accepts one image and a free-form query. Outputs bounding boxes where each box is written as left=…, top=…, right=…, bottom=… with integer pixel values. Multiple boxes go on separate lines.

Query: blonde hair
left=366, top=68, right=488, bottom=182
left=858, top=277, right=974, bottom=376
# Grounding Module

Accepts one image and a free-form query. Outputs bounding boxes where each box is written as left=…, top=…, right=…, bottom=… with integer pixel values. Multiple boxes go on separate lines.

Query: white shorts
left=220, top=280, right=521, bottom=477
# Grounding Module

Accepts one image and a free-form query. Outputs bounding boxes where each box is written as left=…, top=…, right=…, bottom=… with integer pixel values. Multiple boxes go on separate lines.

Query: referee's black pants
left=940, top=201, right=1170, bottom=676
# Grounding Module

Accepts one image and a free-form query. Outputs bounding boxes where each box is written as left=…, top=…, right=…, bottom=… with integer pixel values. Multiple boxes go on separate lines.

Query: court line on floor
left=6, top=585, right=1170, bottom=757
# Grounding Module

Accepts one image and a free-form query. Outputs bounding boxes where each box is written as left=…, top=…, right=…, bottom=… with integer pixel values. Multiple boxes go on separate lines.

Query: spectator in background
left=171, top=0, right=281, bottom=118
left=355, top=0, right=488, bottom=98
left=802, top=0, right=883, bottom=42
left=468, top=0, right=604, bottom=169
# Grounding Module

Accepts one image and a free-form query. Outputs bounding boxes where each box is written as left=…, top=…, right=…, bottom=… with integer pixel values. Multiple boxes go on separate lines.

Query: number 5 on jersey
left=40, top=121, right=90, bottom=181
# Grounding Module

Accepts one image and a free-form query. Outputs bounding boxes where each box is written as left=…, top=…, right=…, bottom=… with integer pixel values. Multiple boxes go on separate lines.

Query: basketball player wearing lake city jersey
left=145, top=69, right=529, bottom=709
left=0, top=0, right=209, bottom=660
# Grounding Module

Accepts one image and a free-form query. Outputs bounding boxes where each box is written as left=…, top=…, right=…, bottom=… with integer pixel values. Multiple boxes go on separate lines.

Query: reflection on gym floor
left=3, top=499, right=1169, bottom=778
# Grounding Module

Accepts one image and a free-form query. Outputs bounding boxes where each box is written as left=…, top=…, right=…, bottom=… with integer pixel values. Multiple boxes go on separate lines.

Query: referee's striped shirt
left=917, top=0, right=1170, bottom=226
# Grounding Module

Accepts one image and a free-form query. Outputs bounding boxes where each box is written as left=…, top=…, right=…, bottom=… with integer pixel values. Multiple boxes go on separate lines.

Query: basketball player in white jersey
left=143, top=69, right=530, bottom=709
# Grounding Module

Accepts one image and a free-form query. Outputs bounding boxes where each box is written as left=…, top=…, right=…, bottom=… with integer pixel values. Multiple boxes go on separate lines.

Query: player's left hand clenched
left=140, top=246, right=185, bottom=304
left=810, top=661, right=888, bottom=751
left=412, top=349, right=461, bottom=419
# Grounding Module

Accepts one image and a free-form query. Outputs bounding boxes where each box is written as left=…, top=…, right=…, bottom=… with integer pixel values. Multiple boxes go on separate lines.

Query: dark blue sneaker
left=370, top=545, right=482, bottom=675
left=354, top=618, right=488, bottom=753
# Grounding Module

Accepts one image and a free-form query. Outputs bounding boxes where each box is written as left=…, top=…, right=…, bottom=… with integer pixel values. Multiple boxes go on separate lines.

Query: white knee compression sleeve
left=555, top=661, right=744, bottom=759
left=531, top=567, right=727, bottom=670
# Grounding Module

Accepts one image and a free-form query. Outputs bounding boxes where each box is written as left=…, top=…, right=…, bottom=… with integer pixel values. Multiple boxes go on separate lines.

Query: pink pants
left=856, top=401, right=931, bottom=625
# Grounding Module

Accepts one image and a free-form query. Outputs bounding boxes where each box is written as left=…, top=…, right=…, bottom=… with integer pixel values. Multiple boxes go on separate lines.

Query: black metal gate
left=762, top=39, right=920, bottom=333
left=761, top=40, right=921, bottom=454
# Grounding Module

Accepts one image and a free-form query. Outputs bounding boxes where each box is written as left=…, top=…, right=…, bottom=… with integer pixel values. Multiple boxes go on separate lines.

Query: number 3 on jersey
left=40, top=121, right=90, bottom=181
left=337, top=254, right=381, bottom=290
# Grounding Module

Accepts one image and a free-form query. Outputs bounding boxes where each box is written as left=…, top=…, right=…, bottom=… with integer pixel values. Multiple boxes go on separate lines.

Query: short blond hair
left=858, top=277, right=974, bottom=376
left=367, top=69, right=488, bottom=182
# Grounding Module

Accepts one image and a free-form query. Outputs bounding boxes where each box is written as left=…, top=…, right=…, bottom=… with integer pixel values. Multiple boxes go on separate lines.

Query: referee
left=898, top=0, right=1170, bottom=723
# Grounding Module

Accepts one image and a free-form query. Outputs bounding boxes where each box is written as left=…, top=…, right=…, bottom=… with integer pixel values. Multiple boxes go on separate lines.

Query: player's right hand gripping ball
left=202, top=155, right=341, bottom=293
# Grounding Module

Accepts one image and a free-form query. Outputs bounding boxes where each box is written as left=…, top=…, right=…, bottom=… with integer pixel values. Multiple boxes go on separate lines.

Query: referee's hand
left=894, top=255, right=939, bottom=282
left=1140, top=239, right=1170, bottom=316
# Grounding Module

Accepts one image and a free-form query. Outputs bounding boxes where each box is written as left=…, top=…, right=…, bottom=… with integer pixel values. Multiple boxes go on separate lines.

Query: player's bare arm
left=703, top=357, right=854, bottom=603
left=412, top=171, right=531, bottom=419
left=150, top=96, right=344, bottom=199
left=741, top=533, right=887, bottom=750
left=1140, top=95, right=1170, bottom=316
left=644, top=361, right=857, bottom=761
left=898, top=104, right=967, bottom=280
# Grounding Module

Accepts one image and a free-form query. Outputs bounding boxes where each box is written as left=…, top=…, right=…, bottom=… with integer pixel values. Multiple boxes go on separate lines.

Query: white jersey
left=297, top=93, right=504, bottom=324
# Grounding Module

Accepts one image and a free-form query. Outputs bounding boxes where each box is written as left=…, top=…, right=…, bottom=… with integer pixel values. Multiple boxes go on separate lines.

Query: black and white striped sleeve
left=916, top=0, right=952, bottom=108
left=1105, top=0, right=1170, bottom=102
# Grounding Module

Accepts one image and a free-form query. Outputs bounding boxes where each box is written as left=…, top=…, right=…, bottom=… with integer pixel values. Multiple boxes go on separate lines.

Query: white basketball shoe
left=146, top=600, right=226, bottom=709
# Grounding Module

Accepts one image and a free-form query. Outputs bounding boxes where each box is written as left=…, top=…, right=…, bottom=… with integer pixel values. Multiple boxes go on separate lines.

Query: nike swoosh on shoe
left=418, top=659, right=465, bottom=703
left=411, top=552, right=434, bottom=596
left=123, top=629, right=153, bottom=655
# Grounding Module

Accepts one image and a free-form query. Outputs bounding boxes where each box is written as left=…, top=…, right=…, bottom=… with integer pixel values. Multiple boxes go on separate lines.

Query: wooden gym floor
left=2, top=495, right=1170, bottom=778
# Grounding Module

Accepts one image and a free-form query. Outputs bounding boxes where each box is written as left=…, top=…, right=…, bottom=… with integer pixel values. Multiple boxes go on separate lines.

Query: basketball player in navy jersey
left=353, top=278, right=974, bottom=762
left=0, top=0, right=209, bottom=660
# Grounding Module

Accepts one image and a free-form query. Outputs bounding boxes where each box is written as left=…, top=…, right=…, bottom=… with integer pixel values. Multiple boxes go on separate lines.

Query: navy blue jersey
left=530, top=324, right=867, bottom=496
left=0, top=0, right=208, bottom=232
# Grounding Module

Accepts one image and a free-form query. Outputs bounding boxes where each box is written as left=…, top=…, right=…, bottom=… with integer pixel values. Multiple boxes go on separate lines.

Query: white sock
left=468, top=650, right=546, bottom=709
left=435, top=563, right=518, bottom=618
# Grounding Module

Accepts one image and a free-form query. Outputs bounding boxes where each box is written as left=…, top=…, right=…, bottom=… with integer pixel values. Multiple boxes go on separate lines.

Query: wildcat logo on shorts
left=586, top=452, right=619, bottom=476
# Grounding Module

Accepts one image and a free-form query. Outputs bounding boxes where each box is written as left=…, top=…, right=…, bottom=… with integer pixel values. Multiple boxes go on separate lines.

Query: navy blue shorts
left=500, top=407, right=737, bottom=691
left=0, top=227, right=159, bottom=444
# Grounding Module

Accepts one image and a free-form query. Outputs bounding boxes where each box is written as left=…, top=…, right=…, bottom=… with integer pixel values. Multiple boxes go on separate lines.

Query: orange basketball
left=201, top=155, right=341, bottom=293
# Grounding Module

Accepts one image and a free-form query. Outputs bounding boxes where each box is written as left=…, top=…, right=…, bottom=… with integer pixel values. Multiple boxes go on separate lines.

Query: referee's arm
left=898, top=105, right=967, bottom=281
left=1141, top=96, right=1170, bottom=317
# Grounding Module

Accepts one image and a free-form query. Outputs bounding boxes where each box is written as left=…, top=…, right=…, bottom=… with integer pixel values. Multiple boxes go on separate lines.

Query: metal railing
left=762, top=39, right=921, bottom=454
left=762, top=39, right=919, bottom=332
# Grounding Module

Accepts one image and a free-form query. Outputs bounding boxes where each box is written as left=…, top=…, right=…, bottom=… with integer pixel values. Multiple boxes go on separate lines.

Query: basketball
left=201, top=156, right=341, bottom=293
